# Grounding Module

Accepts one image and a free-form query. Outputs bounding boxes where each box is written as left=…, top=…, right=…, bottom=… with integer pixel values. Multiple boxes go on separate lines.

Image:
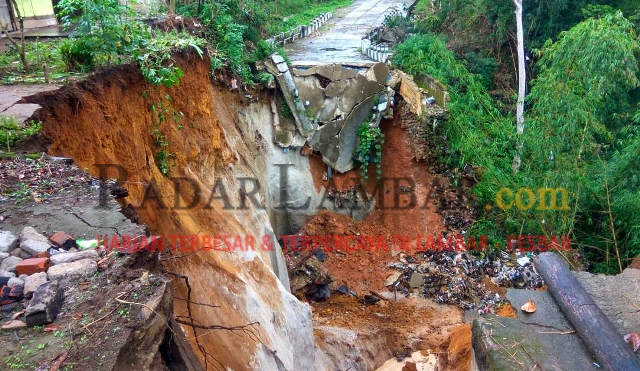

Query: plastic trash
left=517, top=256, right=531, bottom=266
left=76, top=239, right=99, bottom=250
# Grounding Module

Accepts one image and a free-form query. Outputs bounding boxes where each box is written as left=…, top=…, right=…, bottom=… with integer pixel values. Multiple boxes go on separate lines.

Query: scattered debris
left=624, top=332, right=640, bottom=352
left=521, top=299, right=537, bottom=313
left=1, top=320, right=26, bottom=330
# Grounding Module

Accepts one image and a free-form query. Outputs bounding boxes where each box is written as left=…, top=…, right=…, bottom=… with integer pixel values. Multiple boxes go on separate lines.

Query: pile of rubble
left=287, top=244, right=545, bottom=313
left=0, top=227, right=109, bottom=328
left=385, top=250, right=544, bottom=311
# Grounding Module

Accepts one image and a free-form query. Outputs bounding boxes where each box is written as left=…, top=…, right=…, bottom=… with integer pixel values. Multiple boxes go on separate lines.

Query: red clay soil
left=435, top=323, right=472, bottom=371
left=313, top=294, right=463, bottom=357
left=305, top=109, right=447, bottom=294
left=304, top=107, right=467, bottom=365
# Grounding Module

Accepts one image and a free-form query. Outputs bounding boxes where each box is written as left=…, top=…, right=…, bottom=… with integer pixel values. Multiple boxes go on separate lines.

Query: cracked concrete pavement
left=0, top=84, right=59, bottom=123
left=284, top=0, right=414, bottom=64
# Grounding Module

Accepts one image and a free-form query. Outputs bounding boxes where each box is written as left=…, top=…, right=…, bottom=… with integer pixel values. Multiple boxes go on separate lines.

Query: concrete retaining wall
left=397, top=70, right=448, bottom=117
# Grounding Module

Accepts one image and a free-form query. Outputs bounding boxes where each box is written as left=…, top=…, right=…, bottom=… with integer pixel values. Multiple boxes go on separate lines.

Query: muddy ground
left=0, top=156, right=175, bottom=371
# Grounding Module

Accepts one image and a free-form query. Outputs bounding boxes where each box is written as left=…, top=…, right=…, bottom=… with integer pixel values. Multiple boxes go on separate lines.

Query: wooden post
left=534, top=252, right=640, bottom=371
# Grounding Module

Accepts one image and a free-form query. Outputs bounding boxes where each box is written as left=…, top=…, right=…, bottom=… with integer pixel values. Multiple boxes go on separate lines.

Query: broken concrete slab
left=324, top=80, right=349, bottom=99
left=291, top=66, right=318, bottom=77
left=314, top=64, right=336, bottom=80
left=24, top=271, right=48, bottom=299
left=472, top=288, right=601, bottom=370
left=50, top=249, right=99, bottom=265
left=366, top=62, right=389, bottom=85
left=310, top=120, right=344, bottom=151
left=0, top=231, right=19, bottom=253
left=316, top=97, right=342, bottom=123
left=575, top=268, right=640, bottom=337
left=287, top=62, right=386, bottom=172
left=0, top=252, right=8, bottom=260
left=336, top=73, right=382, bottom=115
left=473, top=314, right=599, bottom=371
left=47, top=258, right=97, bottom=283
left=25, top=280, right=64, bottom=326
left=335, top=95, right=377, bottom=172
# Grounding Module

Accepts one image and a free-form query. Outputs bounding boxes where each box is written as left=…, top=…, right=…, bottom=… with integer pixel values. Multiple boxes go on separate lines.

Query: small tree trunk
left=512, top=0, right=525, bottom=172
left=169, top=0, right=175, bottom=14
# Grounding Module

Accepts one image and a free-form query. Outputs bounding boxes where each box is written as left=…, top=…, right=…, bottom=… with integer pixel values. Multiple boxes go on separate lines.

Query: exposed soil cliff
left=26, top=51, right=322, bottom=371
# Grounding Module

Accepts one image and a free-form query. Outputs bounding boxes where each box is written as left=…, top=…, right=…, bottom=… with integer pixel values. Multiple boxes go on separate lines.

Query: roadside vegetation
left=0, top=0, right=353, bottom=173
left=0, top=116, right=41, bottom=154
left=393, top=1, right=640, bottom=273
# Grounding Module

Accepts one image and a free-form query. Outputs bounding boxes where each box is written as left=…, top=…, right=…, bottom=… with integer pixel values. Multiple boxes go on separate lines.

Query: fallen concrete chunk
left=0, top=231, right=19, bottom=253
left=0, top=252, right=8, bottom=260
left=47, top=258, right=97, bottom=283
left=15, top=257, right=51, bottom=276
left=50, top=250, right=99, bottom=265
left=20, top=227, right=52, bottom=255
left=25, top=280, right=63, bottom=326
left=24, top=272, right=47, bottom=299
left=0, top=256, right=23, bottom=273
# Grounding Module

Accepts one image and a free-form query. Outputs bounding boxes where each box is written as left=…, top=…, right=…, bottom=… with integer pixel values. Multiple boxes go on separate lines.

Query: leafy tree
left=57, top=0, right=144, bottom=66
left=525, top=12, right=640, bottom=271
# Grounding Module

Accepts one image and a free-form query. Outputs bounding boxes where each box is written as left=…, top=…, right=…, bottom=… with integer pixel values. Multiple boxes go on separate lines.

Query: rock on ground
left=0, top=231, right=18, bottom=253
left=0, top=256, right=22, bottom=273
left=25, top=280, right=64, bottom=326
left=50, top=249, right=99, bottom=265
left=47, top=258, right=97, bottom=283
left=0, top=270, right=15, bottom=278
left=20, top=227, right=51, bottom=255
left=24, top=272, right=48, bottom=298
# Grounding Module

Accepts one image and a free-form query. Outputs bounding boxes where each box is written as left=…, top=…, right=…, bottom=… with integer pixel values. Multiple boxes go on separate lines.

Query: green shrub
left=57, top=0, right=144, bottom=66
left=58, top=39, right=94, bottom=72
left=0, top=116, right=42, bottom=151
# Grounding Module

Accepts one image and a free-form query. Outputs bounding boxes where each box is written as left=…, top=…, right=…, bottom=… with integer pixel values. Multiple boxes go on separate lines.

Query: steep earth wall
left=26, top=50, right=329, bottom=371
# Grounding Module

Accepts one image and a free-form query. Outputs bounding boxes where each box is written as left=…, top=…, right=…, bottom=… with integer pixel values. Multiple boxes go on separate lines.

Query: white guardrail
left=360, top=6, right=405, bottom=63
left=266, top=12, right=333, bottom=47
